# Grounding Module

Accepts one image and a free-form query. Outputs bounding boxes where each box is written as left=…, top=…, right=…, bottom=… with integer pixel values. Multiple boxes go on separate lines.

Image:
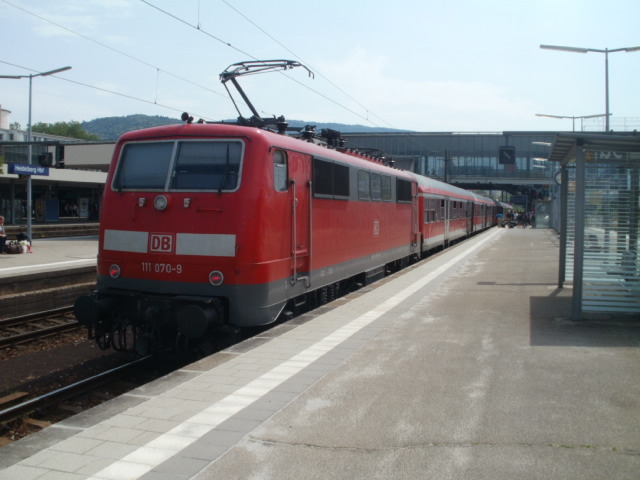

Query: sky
left=0, top=0, right=639, bottom=133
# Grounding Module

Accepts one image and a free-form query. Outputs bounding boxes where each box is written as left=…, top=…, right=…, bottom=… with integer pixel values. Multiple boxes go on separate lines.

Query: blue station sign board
left=8, top=163, right=50, bottom=176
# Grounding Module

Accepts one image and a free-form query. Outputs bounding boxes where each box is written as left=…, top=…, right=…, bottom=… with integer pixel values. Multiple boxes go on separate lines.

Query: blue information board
left=8, top=163, right=50, bottom=176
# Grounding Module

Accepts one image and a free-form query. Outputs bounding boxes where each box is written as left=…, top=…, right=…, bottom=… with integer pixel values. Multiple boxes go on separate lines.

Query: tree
left=32, top=121, right=101, bottom=141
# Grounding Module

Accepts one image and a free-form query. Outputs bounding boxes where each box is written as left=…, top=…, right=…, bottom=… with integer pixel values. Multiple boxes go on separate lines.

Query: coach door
left=443, top=199, right=450, bottom=246
left=288, top=151, right=311, bottom=287
left=411, top=182, right=419, bottom=251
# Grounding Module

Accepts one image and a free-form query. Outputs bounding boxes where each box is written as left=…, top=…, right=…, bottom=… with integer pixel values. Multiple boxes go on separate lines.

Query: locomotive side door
left=288, top=151, right=311, bottom=287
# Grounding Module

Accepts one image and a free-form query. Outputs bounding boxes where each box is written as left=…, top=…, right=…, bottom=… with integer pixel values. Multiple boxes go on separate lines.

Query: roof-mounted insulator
left=181, top=112, right=194, bottom=124
left=276, top=116, right=288, bottom=135
left=301, top=125, right=316, bottom=141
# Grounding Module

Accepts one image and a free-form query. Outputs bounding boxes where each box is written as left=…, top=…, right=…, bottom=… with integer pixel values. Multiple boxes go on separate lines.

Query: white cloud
left=308, top=49, right=537, bottom=131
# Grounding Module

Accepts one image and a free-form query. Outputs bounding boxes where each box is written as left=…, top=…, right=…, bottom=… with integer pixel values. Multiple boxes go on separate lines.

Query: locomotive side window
left=396, top=178, right=412, bottom=203
left=313, top=158, right=350, bottom=199
left=273, top=150, right=288, bottom=192
left=334, top=163, right=350, bottom=197
left=358, top=170, right=371, bottom=200
left=313, top=159, right=333, bottom=197
left=371, top=173, right=382, bottom=201
left=171, top=141, right=242, bottom=191
left=114, top=142, right=174, bottom=189
left=381, top=175, right=392, bottom=201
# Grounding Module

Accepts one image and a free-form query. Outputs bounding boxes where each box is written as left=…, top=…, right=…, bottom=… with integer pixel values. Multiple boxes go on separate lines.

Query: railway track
left=0, top=307, right=81, bottom=349
left=0, top=356, right=159, bottom=445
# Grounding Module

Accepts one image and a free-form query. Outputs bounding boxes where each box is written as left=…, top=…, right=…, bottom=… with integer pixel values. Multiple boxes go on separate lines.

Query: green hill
left=82, top=114, right=179, bottom=141
left=82, top=114, right=405, bottom=141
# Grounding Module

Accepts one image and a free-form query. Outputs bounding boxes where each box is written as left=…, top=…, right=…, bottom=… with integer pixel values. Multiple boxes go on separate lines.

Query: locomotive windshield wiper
left=218, top=143, right=231, bottom=195
left=220, top=59, right=314, bottom=128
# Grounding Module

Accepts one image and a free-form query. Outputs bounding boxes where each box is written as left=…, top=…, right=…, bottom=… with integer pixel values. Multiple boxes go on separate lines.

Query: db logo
left=149, top=233, right=174, bottom=253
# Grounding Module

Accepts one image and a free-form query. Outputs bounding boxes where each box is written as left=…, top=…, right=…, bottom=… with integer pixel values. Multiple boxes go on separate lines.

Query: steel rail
left=0, top=356, right=152, bottom=425
left=0, top=307, right=79, bottom=348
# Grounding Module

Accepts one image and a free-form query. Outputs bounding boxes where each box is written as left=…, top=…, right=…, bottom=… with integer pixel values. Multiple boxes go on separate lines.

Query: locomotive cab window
left=273, top=150, right=288, bottom=191
left=113, top=140, right=243, bottom=192
left=171, top=141, right=242, bottom=191
left=114, top=142, right=174, bottom=189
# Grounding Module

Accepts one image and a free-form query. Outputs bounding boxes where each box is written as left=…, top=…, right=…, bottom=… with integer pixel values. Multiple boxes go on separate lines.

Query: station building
left=0, top=107, right=109, bottom=224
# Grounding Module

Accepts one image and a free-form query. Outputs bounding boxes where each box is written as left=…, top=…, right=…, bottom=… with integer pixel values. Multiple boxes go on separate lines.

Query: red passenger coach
left=415, top=176, right=495, bottom=252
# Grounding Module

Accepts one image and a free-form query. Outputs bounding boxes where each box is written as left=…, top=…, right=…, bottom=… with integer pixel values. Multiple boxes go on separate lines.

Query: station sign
left=8, top=163, right=50, bottom=176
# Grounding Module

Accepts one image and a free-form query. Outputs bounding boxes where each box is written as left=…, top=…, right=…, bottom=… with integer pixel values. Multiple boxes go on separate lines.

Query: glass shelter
left=549, top=133, right=640, bottom=319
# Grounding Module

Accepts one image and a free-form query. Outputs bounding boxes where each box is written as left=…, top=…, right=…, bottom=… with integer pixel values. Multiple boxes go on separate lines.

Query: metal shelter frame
left=549, top=133, right=640, bottom=320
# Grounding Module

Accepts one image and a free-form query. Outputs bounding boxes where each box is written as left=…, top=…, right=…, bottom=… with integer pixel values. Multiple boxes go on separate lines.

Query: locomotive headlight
left=209, top=270, right=224, bottom=286
left=109, top=264, right=121, bottom=279
left=154, top=194, right=170, bottom=211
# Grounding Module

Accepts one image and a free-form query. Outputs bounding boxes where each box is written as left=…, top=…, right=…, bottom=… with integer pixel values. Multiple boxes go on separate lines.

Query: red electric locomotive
left=74, top=60, right=498, bottom=354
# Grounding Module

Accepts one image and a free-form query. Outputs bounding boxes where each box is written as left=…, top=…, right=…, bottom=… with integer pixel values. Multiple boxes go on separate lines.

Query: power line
left=140, top=0, right=388, bottom=128
left=1, top=0, right=395, bottom=130
left=0, top=59, right=214, bottom=122
left=140, top=0, right=255, bottom=59
left=221, top=0, right=396, bottom=129
left=1, top=0, right=227, bottom=100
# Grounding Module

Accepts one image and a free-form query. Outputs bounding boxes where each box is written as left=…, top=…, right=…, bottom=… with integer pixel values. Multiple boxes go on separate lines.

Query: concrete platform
left=0, top=236, right=98, bottom=279
left=1, top=228, right=639, bottom=480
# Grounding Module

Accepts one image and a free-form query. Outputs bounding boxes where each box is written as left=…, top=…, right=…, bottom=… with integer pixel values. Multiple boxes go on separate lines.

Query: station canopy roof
left=548, top=132, right=640, bottom=163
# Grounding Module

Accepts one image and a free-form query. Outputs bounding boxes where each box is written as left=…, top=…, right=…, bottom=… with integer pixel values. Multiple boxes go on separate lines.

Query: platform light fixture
left=0, top=66, right=72, bottom=241
left=540, top=44, right=640, bottom=132
left=535, top=113, right=609, bottom=132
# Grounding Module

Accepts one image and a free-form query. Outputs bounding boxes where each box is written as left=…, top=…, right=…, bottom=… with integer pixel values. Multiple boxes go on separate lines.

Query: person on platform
left=0, top=216, right=6, bottom=253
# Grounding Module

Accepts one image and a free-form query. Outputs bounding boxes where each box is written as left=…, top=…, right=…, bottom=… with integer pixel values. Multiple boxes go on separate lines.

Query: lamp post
left=540, top=44, right=640, bottom=132
left=535, top=113, right=609, bottom=132
left=0, top=66, right=72, bottom=240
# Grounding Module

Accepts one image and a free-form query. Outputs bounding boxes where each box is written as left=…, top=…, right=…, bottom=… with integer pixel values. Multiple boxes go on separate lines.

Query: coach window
left=274, top=150, right=288, bottom=191
left=358, top=170, right=371, bottom=200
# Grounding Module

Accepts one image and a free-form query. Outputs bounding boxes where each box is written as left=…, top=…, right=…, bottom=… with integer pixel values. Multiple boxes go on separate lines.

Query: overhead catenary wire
left=0, top=0, right=228, bottom=101
left=2, top=0, right=403, bottom=133
left=140, top=0, right=389, bottom=129
left=220, top=0, right=396, bottom=130
left=0, top=59, right=214, bottom=123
